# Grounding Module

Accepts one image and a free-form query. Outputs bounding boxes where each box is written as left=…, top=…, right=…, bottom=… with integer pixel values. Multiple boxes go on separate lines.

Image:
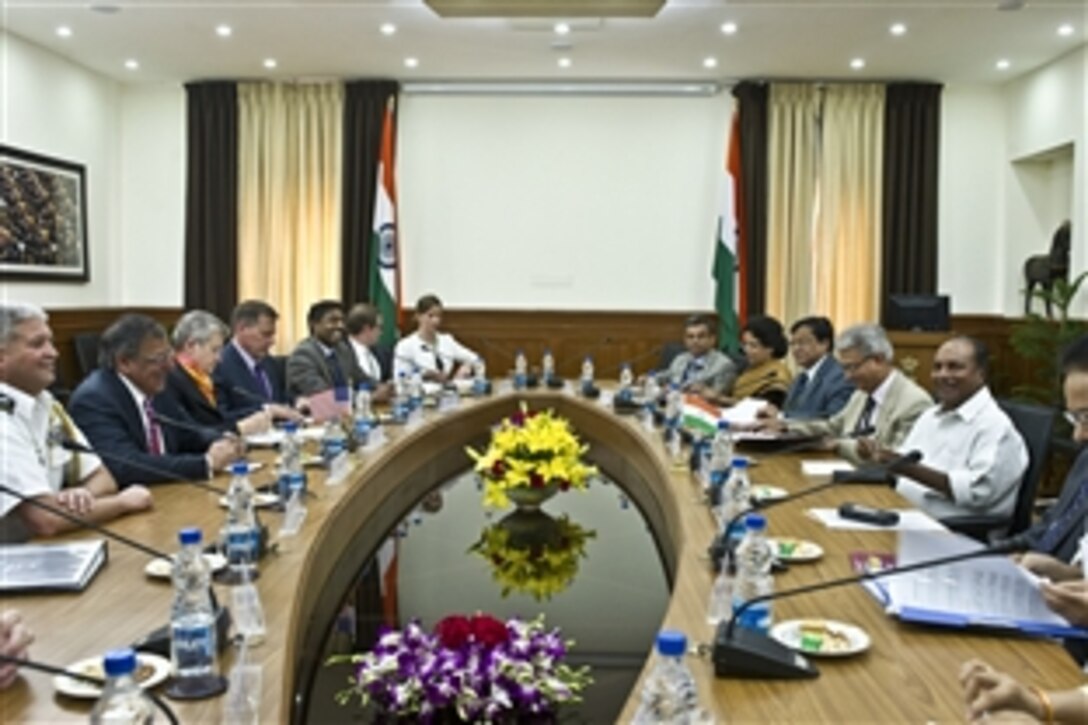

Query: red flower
left=529, top=472, right=545, bottom=489
left=557, top=479, right=570, bottom=492
left=491, top=460, right=506, bottom=477
left=470, top=614, right=510, bottom=648
left=510, top=411, right=526, bottom=427
left=434, top=615, right=472, bottom=649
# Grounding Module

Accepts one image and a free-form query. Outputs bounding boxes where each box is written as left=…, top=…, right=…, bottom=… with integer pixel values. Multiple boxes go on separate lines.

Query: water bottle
left=514, top=349, right=528, bottom=390
left=717, top=456, right=752, bottom=539
left=90, top=649, right=154, bottom=724
left=707, top=554, right=736, bottom=627
left=580, top=355, right=595, bottom=394
left=393, top=372, right=410, bottom=421
left=472, top=357, right=488, bottom=396
left=643, top=375, right=661, bottom=426
left=664, top=383, right=682, bottom=427
left=542, top=348, right=556, bottom=384
left=320, top=418, right=347, bottom=467
left=732, top=513, right=775, bottom=634
left=353, top=381, right=372, bottom=423
left=223, top=462, right=258, bottom=581
left=276, top=421, right=302, bottom=499
left=408, top=366, right=424, bottom=411
left=171, top=527, right=218, bottom=679
left=633, top=631, right=710, bottom=724
left=617, top=363, right=635, bottom=402
left=707, top=421, right=734, bottom=503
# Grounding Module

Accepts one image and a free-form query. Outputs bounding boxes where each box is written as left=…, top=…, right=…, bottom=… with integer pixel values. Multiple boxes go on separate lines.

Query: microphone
left=0, top=653, right=179, bottom=724
left=53, top=435, right=226, bottom=496
left=713, top=534, right=1024, bottom=679
left=149, top=409, right=234, bottom=442
left=832, top=448, right=922, bottom=484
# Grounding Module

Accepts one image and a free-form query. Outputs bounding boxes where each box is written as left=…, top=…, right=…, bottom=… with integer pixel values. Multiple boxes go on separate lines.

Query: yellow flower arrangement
left=470, top=512, right=597, bottom=600
left=466, top=403, right=598, bottom=509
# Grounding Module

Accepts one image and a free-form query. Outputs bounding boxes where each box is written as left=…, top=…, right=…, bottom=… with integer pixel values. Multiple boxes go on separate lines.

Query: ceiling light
left=124, top=59, right=139, bottom=71
left=720, top=22, right=738, bottom=35
left=995, top=59, right=1011, bottom=70
left=890, top=23, right=907, bottom=36
left=703, top=56, right=718, bottom=69
left=558, top=57, right=572, bottom=68
left=1057, top=24, right=1074, bottom=37
left=405, top=57, right=419, bottom=68
left=850, top=57, right=866, bottom=70
left=380, top=23, right=397, bottom=36
left=554, top=22, right=571, bottom=35
left=263, top=58, right=277, bottom=69
left=55, top=26, right=73, bottom=38
left=216, top=24, right=232, bottom=37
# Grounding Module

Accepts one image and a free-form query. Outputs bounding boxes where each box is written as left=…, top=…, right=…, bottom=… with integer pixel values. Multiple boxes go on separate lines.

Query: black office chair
left=658, top=342, right=685, bottom=372
left=71, top=332, right=101, bottom=381
left=943, top=399, right=1055, bottom=543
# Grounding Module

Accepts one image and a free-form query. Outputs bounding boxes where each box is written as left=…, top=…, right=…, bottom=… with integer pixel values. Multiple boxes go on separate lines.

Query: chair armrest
left=941, top=515, right=1010, bottom=544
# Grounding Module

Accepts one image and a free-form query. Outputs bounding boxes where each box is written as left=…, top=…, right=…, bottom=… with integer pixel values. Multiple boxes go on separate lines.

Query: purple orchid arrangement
left=330, top=613, right=592, bottom=722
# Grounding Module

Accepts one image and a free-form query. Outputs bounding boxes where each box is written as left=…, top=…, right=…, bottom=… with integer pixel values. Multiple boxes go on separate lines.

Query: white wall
left=398, top=92, right=732, bottom=311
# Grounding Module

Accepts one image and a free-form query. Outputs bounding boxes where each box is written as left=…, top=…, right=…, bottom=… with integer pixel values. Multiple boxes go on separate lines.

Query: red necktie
left=143, top=399, right=163, bottom=455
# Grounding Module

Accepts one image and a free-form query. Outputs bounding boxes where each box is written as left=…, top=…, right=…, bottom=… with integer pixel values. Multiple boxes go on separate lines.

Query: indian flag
left=369, top=98, right=401, bottom=347
left=714, top=110, right=742, bottom=352
left=681, top=394, right=722, bottom=438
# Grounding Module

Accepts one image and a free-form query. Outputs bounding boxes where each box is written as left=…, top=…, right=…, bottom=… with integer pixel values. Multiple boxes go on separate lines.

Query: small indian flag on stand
left=681, top=394, right=722, bottom=438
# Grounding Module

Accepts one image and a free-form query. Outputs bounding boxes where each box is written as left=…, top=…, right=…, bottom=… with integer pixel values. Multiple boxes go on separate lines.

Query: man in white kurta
left=862, top=337, right=1027, bottom=521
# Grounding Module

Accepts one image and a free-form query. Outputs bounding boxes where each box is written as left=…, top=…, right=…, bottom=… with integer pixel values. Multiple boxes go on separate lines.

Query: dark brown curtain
left=341, top=80, right=399, bottom=304
left=882, top=82, right=942, bottom=320
left=184, top=81, right=238, bottom=322
left=732, top=81, right=770, bottom=316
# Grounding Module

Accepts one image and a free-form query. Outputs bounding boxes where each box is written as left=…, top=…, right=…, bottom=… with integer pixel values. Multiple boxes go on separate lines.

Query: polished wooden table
left=3, top=390, right=1083, bottom=723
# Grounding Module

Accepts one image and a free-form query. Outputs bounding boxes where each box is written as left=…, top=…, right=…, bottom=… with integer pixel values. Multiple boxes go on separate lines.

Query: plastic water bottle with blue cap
left=732, top=513, right=775, bottom=634
left=707, top=421, right=734, bottom=502
left=90, top=648, right=154, bottom=723
left=514, top=349, right=528, bottom=390
left=718, top=456, right=751, bottom=540
left=472, top=357, right=489, bottom=396
left=222, top=461, right=258, bottom=583
left=580, top=355, right=595, bottom=395
left=633, top=630, right=713, bottom=723
left=277, top=420, right=303, bottom=503
left=171, top=527, right=218, bottom=680
left=541, top=348, right=556, bottom=384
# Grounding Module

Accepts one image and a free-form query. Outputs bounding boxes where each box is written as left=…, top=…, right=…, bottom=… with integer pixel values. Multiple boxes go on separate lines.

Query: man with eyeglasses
left=764, top=323, right=931, bottom=464
left=758, top=316, right=854, bottom=421
left=662, top=315, right=738, bottom=397
left=69, top=313, right=241, bottom=486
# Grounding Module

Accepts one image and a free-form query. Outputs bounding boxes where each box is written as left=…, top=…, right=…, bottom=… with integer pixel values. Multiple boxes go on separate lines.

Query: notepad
left=0, top=540, right=108, bottom=592
left=801, top=460, right=854, bottom=477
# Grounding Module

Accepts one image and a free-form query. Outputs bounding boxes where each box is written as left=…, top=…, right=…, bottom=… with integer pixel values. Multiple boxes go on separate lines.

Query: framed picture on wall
left=0, top=145, right=89, bottom=282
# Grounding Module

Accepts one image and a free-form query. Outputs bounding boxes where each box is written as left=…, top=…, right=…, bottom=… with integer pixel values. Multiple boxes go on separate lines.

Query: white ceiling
left=1, top=1, right=1086, bottom=86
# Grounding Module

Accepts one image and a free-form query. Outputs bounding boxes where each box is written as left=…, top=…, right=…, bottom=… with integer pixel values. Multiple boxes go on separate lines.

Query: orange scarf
left=177, top=355, right=216, bottom=406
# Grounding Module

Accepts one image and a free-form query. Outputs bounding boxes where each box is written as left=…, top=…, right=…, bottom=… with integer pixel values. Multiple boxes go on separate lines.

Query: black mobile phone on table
left=839, top=502, right=900, bottom=526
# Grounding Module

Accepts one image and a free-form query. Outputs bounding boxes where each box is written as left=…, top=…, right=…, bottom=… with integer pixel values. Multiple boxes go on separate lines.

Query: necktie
left=853, top=395, right=877, bottom=435
left=327, top=351, right=348, bottom=390
left=253, top=363, right=273, bottom=399
left=1037, top=476, right=1088, bottom=552
left=143, top=399, right=163, bottom=455
left=682, top=358, right=704, bottom=385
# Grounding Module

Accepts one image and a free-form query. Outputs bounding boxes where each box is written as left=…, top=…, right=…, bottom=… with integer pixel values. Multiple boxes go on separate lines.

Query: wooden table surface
left=2, top=390, right=1083, bottom=723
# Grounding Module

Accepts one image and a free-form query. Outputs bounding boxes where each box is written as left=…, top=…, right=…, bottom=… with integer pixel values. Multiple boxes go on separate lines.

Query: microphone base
left=713, top=625, right=819, bottom=679
left=545, top=376, right=564, bottom=390
left=132, top=606, right=234, bottom=658
left=164, top=674, right=229, bottom=701
left=832, top=468, right=896, bottom=485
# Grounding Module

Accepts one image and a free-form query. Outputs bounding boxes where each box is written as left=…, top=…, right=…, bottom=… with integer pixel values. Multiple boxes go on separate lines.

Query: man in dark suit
left=69, top=314, right=241, bottom=486
left=214, top=299, right=291, bottom=418
left=345, top=303, right=393, bottom=402
left=763, top=316, right=854, bottom=420
left=286, top=300, right=374, bottom=399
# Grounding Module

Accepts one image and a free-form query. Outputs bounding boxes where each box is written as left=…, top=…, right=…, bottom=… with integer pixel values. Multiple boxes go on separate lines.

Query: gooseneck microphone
left=53, top=435, right=226, bottom=496
left=714, top=533, right=1024, bottom=679
left=0, top=653, right=179, bottom=724
left=149, top=409, right=236, bottom=442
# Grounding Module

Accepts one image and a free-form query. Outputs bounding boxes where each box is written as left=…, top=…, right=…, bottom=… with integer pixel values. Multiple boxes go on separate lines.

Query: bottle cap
left=283, top=420, right=299, bottom=433
left=230, top=461, right=249, bottom=475
left=179, top=527, right=202, bottom=545
left=732, top=456, right=749, bottom=468
left=745, top=513, right=767, bottom=531
left=102, top=648, right=137, bottom=677
left=656, top=630, right=687, bottom=657
left=717, top=420, right=730, bottom=430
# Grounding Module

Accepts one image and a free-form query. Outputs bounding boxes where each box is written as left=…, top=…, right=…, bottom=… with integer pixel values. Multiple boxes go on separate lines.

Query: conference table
left=3, top=388, right=1084, bottom=723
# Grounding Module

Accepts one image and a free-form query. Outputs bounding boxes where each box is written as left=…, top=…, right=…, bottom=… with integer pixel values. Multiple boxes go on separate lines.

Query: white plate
left=770, top=619, right=871, bottom=658
left=768, top=537, right=824, bottom=562
left=144, top=552, right=228, bottom=579
left=217, top=492, right=280, bottom=509
left=752, top=485, right=788, bottom=502
left=54, top=652, right=171, bottom=698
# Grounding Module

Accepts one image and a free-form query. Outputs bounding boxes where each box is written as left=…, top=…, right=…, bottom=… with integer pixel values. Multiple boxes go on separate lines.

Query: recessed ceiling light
left=263, top=58, right=277, bottom=69
left=996, top=59, right=1011, bottom=70
left=124, top=59, right=139, bottom=71
left=890, top=23, right=907, bottom=36
left=55, top=26, right=73, bottom=38
left=720, top=22, right=738, bottom=35
left=850, top=57, right=866, bottom=70
left=554, top=22, right=571, bottom=35
left=89, top=4, right=121, bottom=13
left=380, top=23, right=396, bottom=36
left=1057, top=24, right=1074, bottom=37
left=404, top=57, right=419, bottom=68
left=558, top=57, right=572, bottom=69
left=216, top=24, right=232, bottom=37
left=703, top=56, right=718, bottom=69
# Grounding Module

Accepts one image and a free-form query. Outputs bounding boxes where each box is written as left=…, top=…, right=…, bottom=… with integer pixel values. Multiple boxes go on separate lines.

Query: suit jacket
left=68, top=369, right=213, bottom=486
left=213, top=342, right=287, bottom=417
left=782, top=356, right=855, bottom=420
left=1025, top=448, right=1088, bottom=562
left=666, top=350, right=738, bottom=395
left=286, top=338, right=373, bottom=399
left=162, top=366, right=237, bottom=435
left=790, top=370, right=932, bottom=465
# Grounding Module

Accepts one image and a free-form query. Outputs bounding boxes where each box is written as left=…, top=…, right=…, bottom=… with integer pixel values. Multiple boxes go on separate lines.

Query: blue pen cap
left=656, top=630, right=687, bottom=657
left=179, top=527, right=202, bottom=545
left=745, top=513, right=767, bottom=531
left=103, top=648, right=137, bottom=677
left=732, top=456, right=749, bottom=468
left=230, top=461, right=249, bottom=476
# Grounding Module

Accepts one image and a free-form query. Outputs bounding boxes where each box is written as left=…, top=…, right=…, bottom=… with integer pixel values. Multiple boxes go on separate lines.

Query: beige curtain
left=766, top=84, right=820, bottom=325
left=814, top=84, right=884, bottom=327
left=238, top=82, right=344, bottom=350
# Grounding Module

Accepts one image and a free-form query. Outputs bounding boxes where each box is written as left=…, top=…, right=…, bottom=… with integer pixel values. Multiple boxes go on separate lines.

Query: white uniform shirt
left=0, top=382, right=101, bottom=535
left=896, top=386, right=1028, bottom=519
left=393, top=332, right=477, bottom=380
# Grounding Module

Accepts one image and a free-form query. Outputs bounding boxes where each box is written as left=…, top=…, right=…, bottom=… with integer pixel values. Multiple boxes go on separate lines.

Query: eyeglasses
left=1064, top=409, right=1088, bottom=427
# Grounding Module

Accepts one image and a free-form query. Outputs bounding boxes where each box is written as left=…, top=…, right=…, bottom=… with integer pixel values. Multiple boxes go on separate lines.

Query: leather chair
left=72, top=332, right=101, bottom=380
left=943, top=399, right=1055, bottom=542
